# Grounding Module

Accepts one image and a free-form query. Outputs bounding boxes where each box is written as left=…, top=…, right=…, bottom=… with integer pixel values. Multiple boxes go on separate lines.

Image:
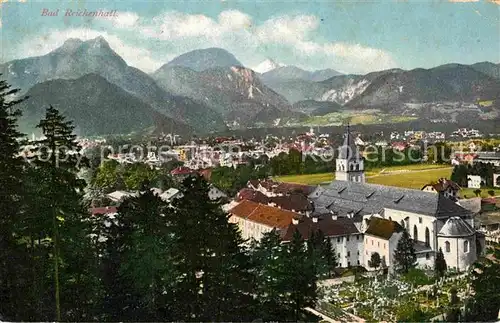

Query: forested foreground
left=0, top=78, right=336, bottom=321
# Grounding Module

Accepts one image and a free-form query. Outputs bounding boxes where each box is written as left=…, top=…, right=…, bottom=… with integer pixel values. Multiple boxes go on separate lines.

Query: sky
left=0, top=0, right=499, bottom=74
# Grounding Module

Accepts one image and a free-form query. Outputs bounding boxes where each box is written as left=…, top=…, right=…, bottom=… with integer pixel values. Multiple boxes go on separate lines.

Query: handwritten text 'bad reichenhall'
left=41, top=9, right=118, bottom=17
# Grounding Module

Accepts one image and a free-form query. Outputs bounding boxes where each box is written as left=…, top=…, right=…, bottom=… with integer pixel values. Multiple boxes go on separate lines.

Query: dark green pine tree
left=31, top=106, right=96, bottom=321
left=0, top=77, right=31, bottom=320
left=306, top=230, right=336, bottom=279
left=393, top=230, right=417, bottom=275
left=250, top=229, right=289, bottom=321
left=464, top=246, right=500, bottom=321
left=322, top=236, right=337, bottom=278
left=284, top=229, right=318, bottom=321
left=434, top=247, right=447, bottom=279
left=168, top=175, right=254, bottom=321
left=100, top=184, right=177, bottom=321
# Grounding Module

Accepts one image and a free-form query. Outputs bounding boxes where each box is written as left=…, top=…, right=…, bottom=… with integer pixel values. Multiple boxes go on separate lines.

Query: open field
left=460, top=187, right=500, bottom=199
left=367, top=168, right=452, bottom=189
left=275, top=164, right=452, bottom=187
left=276, top=172, right=335, bottom=185
left=300, top=110, right=418, bottom=127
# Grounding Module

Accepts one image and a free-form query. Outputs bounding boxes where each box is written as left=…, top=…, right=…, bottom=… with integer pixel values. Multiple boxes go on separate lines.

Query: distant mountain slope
left=152, top=65, right=299, bottom=127
left=261, top=65, right=342, bottom=83
left=164, top=48, right=243, bottom=71
left=292, top=100, right=343, bottom=116
left=344, top=64, right=500, bottom=109
left=259, top=66, right=342, bottom=103
left=470, top=62, right=500, bottom=79
left=318, top=69, right=403, bottom=105
left=0, top=37, right=226, bottom=133
left=17, top=74, right=190, bottom=136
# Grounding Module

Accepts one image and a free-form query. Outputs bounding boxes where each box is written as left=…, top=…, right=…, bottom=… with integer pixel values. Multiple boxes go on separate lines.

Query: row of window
left=365, top=239, right=387, bottom=249
left=338, top=163, right=361, bottom=171
left=444, top=240, right=469, bottom=253
left=336, top=235, right=360, bottom=243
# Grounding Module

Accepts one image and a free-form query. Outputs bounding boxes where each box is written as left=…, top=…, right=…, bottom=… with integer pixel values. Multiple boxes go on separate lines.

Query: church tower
left=335, top=124, right=365, bottom=183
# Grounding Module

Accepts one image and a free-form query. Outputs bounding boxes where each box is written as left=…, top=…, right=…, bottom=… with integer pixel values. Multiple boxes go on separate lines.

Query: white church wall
left=384, top=208, right=436, bottom=250
left=437, top=235, right=477, bottom=272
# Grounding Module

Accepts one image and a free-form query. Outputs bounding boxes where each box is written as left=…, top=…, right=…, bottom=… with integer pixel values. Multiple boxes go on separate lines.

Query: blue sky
left=1, top=0, right=499, bottom=74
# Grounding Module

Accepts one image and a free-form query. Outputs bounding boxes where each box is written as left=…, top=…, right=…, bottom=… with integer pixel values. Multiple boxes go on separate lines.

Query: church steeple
left=335, top=124, right=365, bottom=183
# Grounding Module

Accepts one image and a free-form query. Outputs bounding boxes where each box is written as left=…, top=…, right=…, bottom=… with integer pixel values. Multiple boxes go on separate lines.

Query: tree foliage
left=393, top=230, right=417, bottom=275
left=434, top=247, right=447, bottom=279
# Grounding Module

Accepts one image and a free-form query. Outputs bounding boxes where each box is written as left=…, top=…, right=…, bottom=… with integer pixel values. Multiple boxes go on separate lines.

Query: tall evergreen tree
left=464, top=246, right=500, bottom=321
left=0, top=76, right=30, bottom=320
left=168, top=175, right=254, bottom=321
left=251, top=230, right=289, bottom=320
left=284, top=230, right=318, bottom=321
left=434, top=247, right=447, bottom=279
left=393, top=230, right=416, bottom=275
left=100, top=185, right=177, bottom=321
left=31, top=106, right=95, bottom=321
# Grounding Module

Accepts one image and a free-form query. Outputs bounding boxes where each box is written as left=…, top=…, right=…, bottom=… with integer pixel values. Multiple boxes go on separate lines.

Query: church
left=303, top=125, right=483, bottom=272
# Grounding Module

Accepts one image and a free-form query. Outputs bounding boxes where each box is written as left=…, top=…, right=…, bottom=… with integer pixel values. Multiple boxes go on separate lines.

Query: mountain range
left=1, top=36, right=499, bottom=136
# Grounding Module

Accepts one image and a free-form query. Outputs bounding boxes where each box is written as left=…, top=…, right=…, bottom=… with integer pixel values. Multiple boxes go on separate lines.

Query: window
left=413, top=225, right=418, bottom=241
left=357, top=260, right=360, bottom=265
left=356, top=235, right=360, bottom=241
left=445, top=241, right=450, bottom=253
left=384, top=243, right=386, bottom=249
left=366, top=250, right=368, bottom=255
left=350, top=164, right=354, bottom=171
left=378, top=241, right=380, bottom=247
left=371, top=240, right=374, bottom=245
left=356, top=164, right=360, bottom=171
left=347, top=236, right=350, bottom=242
left=419, top=217, right=422, bottom=224
left=338, top=253, right=341, bottom=258
left=464, top=240, right=469, bottom=253
left=347, top=251, right=351, bottom=257
left=425, top=227, right=430, bottom=247
left=337, top=237, right=341, bottom=243
left=426, top=253, right=430, bottom=260
left=357, top=251, right=360, bottom=256
left=348, top=261, right=351, bottom=267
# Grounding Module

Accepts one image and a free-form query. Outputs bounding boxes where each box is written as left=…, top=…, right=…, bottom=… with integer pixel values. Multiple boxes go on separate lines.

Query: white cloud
left=20, top=29, right=163, bottom=72
left=108, top=11, right=140, bottom=29
left=138, top=10, right=397, bottom=73
left=13, top=10, right=397, bottom=74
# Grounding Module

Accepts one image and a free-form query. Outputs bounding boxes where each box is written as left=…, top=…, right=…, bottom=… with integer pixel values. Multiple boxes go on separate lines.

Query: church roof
left=338, top=125, right=361, bottom=160
left=309, top=180, right=473, bottom=219
left=365, top=217, right=404, bottom=240
left=438, top=216, right=475, bottom=237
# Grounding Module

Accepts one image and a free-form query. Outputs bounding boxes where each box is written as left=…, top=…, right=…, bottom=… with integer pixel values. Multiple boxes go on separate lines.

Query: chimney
left=332, top=214, right=338, bottom=220
left=292, top=218, right=299, bottom=225
left=312, top=216, right=318, bottom=223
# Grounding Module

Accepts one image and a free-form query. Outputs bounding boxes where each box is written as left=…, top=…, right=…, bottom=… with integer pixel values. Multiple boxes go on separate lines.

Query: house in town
left=421, top=178, right=461, bottom=201
left=363, top=217, right=404, bottom=272
left=281, top=215, right=362, bottom=268
left=228, top=199, right=297, bottom=241
left=467, top=175, right=483, bottom=189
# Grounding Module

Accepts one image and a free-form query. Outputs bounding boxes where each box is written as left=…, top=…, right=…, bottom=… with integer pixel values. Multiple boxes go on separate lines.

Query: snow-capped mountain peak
left=253, top=58, right=285, bottom=73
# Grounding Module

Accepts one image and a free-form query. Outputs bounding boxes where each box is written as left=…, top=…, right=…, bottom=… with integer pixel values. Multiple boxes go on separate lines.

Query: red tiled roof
left=229, top=200, right=298, bottom=229
left=90, top=206, right=118, bottom=216
left=365, top=217, right=404, bottom=240
left=269, top=193, right=313, bottom=212
left=281, top=216, right=360, bottom=241
left=237, top=188, right=270, bottom=204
